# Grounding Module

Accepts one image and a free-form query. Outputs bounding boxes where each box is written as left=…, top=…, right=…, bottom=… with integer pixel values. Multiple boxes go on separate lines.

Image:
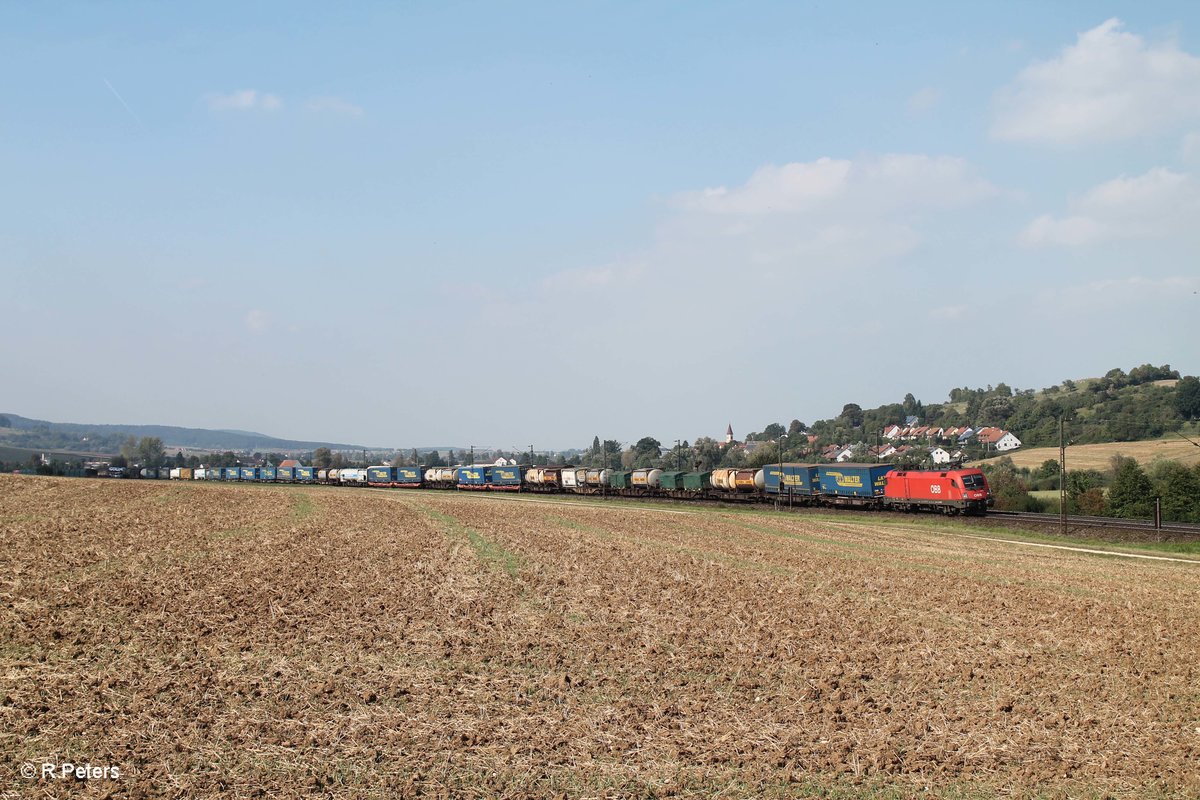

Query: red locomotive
left=882, top=468, right=992, bottom=515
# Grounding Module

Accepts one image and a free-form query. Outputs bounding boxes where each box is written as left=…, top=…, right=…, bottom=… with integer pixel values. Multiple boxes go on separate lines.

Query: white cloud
left=244, top=309, right=269, bottom=332
left=928, top=305, right=967, bottom=321
left=992, top=18, right=1200, bottom=143
left=305, top=96, right=364, bottom=116
left=1019, top=214, right=1104, bottom=247
left=907, top=87, right=941, bottom=114
left=206, top=90, right=284, bottom=112
left=1020, top=167, right=1199, bottom=247
left=526, top=152, right=998, bottom=317
left=674, top=154, right=995, bottom=217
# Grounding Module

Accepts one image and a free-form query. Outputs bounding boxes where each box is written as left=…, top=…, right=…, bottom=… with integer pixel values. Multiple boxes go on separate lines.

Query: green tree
left=1034, top=459, right=1060, bottom=481
left=0, top=415, right=10, bottom=428
left=985, top=467, right=1044, bottom=512
left=1150, top=460, right=1200, bottom=522
left=840, top=403, right=864, bottom=428
left=746, top=443, right=784, bottom=468
left=980, top=395, right=1014, bottom=425
left=761, top=423, right=785, bottom=440
left=1107, top=456, right=1154, bottom=519
left=312, top=447, right=333, bottom=469
left=119, top=435, right=138, bottom=464
left=1075, top=488, right=1108, bottom=516
left=1175, top=376, right=1200, bottom=420
left=630, top=437, right=662, bottom=468
left=1065, top=469, right=1104, bottom=512
left=692, top=437, right=722, bottom=471
left=787, top=419, right=807, bottom=437
left=136, top=437, right=165, bottom=467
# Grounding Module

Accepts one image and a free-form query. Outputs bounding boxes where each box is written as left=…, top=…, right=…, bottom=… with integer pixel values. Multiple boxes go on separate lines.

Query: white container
left=710, top=468, right=736, bottom=490
left=586, top=469, right=612, bottom=486
left=631, top=468, right=663, bottom=488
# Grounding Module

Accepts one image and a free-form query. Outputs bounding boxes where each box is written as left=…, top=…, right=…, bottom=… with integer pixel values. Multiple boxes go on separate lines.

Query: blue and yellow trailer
left=815, top=463, right=892, bottom=500
left=394, top=466, right=423, bottom=487
left=490, top=465, right=523, bottom=490
left=457, top=466, right=490, bottom=489
left=367, top=466, right=396, bottom=486
left=763, top=464, right=820, bottom=496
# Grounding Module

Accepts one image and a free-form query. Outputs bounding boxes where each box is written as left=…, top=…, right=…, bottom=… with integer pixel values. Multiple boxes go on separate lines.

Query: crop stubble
left=1, top=475, right=1198, bottom=798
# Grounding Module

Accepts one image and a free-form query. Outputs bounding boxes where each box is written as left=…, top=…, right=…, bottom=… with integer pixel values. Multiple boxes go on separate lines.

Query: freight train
left=166, top=461, right=993, bottom=516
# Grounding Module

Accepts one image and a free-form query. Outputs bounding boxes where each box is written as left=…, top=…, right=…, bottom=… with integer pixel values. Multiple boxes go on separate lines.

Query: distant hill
left=0, top=413, right=367, bottom=454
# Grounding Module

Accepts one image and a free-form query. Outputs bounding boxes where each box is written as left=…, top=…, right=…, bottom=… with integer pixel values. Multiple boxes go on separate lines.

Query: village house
left=929, top=447, right=951, bottom=465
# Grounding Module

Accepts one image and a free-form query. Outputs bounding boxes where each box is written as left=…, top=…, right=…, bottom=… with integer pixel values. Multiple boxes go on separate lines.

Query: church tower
left=725, top=423, right=734, bottom=444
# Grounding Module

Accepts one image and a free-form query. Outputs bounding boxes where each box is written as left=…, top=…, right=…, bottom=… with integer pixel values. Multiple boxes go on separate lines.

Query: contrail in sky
left=103, top=78, right=143, bottom=128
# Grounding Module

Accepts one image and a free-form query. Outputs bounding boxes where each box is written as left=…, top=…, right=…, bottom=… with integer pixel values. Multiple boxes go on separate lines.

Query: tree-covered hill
left=793, top=363, right=1194, bottom=450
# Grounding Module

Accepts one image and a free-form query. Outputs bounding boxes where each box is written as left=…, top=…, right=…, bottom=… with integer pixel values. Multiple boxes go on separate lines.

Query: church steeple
left=725, top=423, right=734, bottom=444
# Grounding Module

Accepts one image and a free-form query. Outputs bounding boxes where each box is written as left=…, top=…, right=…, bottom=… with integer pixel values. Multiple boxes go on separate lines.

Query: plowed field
left=2, top=475, right=1199, bottom=798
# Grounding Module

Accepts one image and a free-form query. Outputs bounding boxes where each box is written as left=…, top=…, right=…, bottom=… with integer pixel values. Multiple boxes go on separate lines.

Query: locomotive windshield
left=961, top=473, right=986, bottom=489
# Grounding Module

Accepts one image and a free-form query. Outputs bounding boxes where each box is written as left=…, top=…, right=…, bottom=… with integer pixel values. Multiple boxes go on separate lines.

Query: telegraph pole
left=777, top=433, right=787, bottom=511
left=1059, top=417, right=1067, bottom=537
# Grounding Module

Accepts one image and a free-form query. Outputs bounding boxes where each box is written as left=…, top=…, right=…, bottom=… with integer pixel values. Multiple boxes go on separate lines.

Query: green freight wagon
left=608, top=470, right=632, bottom=489
left=659, top=471, right=687, bottom=490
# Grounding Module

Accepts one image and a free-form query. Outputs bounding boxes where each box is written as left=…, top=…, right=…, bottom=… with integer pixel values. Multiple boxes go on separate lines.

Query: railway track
left=985, top=509, right=1200, bottom=536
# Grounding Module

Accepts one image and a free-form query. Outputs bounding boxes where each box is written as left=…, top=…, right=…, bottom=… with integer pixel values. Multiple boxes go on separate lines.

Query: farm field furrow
left=2, top=475, right=1198, bottom=798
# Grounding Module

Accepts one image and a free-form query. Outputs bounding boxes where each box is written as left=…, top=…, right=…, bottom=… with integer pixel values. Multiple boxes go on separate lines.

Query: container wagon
left=394, top=466, right=423, bottom=487
left=367, top=466, right=396, bottom=486
left=490, top=465, right=523, bottom=490
left=816, top=463, right=892, bottom=505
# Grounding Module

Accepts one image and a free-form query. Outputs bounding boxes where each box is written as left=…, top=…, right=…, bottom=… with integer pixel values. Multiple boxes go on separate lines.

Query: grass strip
left=422, top=507, right=523, bottom=577
left=292, top=493, right=316, bottom=521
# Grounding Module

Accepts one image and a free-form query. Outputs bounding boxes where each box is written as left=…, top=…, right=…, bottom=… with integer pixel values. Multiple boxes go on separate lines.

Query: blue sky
left=3, top=2, right=1199, bottom=449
